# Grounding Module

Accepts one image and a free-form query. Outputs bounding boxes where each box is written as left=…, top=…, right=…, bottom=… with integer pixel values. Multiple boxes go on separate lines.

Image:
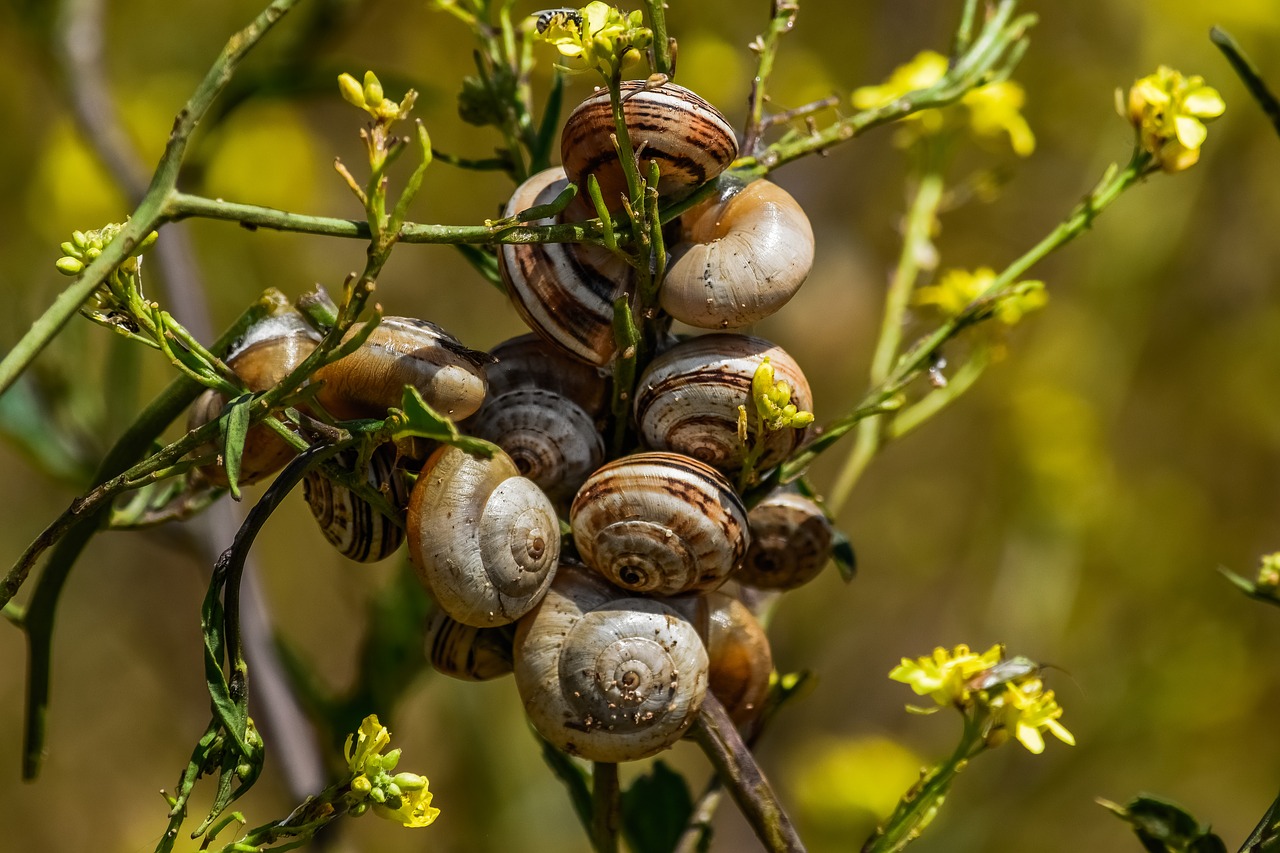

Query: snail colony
left=188, top=81, right=836, bottom=763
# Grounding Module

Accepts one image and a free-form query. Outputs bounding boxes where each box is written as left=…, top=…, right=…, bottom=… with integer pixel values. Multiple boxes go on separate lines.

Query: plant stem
left=1210, top=26, right=1280, bottom=140
left=743, top=1, right=800, bottom=155
left=689, top=694, right=805, bottom=852
left=644, top=0, right=674, bottom=78
left=591, top=762, right=621, bottom=853
left=830, top=168, right=944, bottom=514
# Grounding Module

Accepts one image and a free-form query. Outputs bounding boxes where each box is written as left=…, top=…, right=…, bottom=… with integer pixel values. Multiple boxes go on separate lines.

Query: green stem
left=591, top=763, right=620, bottom=853
left=887, top=347, right=990, bottom=440
left=1210, top=26, right=1280, bottom=140
left=830, top=168, right=945, bottom=514
left=743, top=1, right=801, bottom=155
left=608, top=73, right=646, bottom=209
left=0, top=0, right=302, bottom=397
left=951, top=0, right=981, bottom=57
left=643, top=0, right=674, bottom=78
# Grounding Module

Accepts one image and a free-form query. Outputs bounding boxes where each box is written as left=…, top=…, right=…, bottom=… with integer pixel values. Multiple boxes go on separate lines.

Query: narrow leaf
left=621, top=761, right=695, bottom=853
left=218, top=394, right=253, bottom=500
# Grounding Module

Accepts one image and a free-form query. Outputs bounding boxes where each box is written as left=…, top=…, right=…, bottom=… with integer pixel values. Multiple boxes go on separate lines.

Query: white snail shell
left=571, top=452, right=749, bottom=596
left=312, top=316, right=489, bottom=420
left=561, top=80, right=738, bottom=213
left=660, top=179, right=814, bottom=329
left=513, top=566, right=709, bottom=762
left=499, top=167, right=635, bottom=366
left=302, top=444, right=407, bottom=563
left=738, top=492, right=833, bottom=590
left=634, top=334, right=813, bottom=475
left=425, top=609, right=515, bottom=681
left=408, top=444, right=560, bottom=626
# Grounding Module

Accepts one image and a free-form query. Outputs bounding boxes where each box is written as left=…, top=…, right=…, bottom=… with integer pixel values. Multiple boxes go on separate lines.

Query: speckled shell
left=302, top=445, right=407, bottom=563
left=738, top=492, right=833, bottom=590
left=425, top=609, right=515, bottom=681
left=634, top=334, right=813, bottom=475
left=408, top=445, right=560, bottom=626
left=513, top=566, right=709, bottom=762
left=661, top=179, right=814, bottom=329
left=570, top=452, right=749, bottom=596
left=312, top=316, right=489, bottom=421
left=562, top=81, right=738, bottom=213
left=499, top=167, right=635, bottom=366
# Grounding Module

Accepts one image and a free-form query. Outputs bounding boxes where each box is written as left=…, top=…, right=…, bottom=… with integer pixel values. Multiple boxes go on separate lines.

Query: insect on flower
left=966, top=655, right=1041, bottom=692
left=534, top=8, right=583, bottom=33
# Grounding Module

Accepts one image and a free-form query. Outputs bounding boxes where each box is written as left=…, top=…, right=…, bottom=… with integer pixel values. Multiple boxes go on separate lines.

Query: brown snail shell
left=499, top=167, right=635, bottom=366
left=570, top=451, right=749, bottom=596
left=302, top=444, right=407, bottom=563
left=677, top=590, right=774, bottom=728
left=561, top=81, right=738, bottom=213
left=513, top=565, right=709, bottom=762
left=425, top=609, right=515, bottom=681
left=484, top=333, right=610, bottom=416
left=634, top=334, right=813, bottom=476
left=312, top=316, right=489, bottom=421
left=407, top=444, right=560, bottom=626
left=661, top=179, right=815, bottom=329
left=738, top=492, right=833, bottom=590
left=188, top=311, right=320, bottom=486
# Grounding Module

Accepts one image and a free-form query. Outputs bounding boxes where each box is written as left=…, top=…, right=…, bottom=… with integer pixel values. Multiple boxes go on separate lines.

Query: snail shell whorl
left=499, top=168, right=634, bottom=366
left=312, top=316, right=489, bottom=420
left=739, top=492, right=833, bottom=590
left=570, top=452, right=749, bottom=596
left=425, top=609, right=515, bottom=681
left=408, top=445, right=560, bottom=626
left=661, top=179, right=814, bottom=329
left=484, top=333, right=610, bottom=417
left=561, top=81, right=738, bottom=213
left=302, top=445, right=407, bottom=563
left=634, top=334, right=813, bottom=475
left=514, top=567, right=709, bottom=762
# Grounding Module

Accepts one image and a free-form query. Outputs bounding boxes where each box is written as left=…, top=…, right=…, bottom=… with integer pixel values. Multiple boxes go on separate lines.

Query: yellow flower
left=889, top=644, right=1003, bottom=711
left=374, top=784, right=440, bottom=828
left=987, top=678, right=1075, bottom=754
left=913, top=267, right=1045, bottom=325
left=852, top=51, right=1035, bottom=155
left=343, top=715, right=441, bottom=828
left=1124, top=66, right=1224, bottom=172
left=750, top=357, right=815, bottom=432
left=337, top=71, right=417, bottom=123
left=535, top=2, right=651, bottom=77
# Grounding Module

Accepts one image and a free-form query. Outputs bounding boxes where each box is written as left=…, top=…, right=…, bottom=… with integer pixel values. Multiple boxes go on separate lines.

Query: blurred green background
left=2, top=0, right=1279, bottom=850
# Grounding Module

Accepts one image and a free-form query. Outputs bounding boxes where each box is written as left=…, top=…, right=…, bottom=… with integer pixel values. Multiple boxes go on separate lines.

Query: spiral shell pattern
left=739, top=492, right=833, bottom=590
left=571, top=452, right=749, bottom=596
left=425, top=609, right=515, bottom=681
left=634, top=334, right=813, bottom=475
left=302, top=445, right=407, bottom=563
left=514, top=567, right=709, bottom=762
left=408, top=445, right=560, bottom=626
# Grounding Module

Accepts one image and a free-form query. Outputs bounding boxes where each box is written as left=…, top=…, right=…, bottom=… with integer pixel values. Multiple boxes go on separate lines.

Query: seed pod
left=738, top=492, right=833, bottom=590
left=425, top=609, right=515, bottom=681
left=302, top=444, right=407, bottom=563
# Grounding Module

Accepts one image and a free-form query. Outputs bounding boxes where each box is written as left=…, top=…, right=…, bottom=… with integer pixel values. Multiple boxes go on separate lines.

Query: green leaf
left=621, top=761, right=695, bottom=853
left=537, top=735, right=593, bottom=835
left=832, top=526, right=857, bottom=582
left=453, top=243, right=505, bottom=292
left=1098, top=794, right=1227, bottom=853
left=390, top=386, right=498, bottom=456
left=531, top=70, right=566, bottom=172
left=218, top=394, right=253, bottom=500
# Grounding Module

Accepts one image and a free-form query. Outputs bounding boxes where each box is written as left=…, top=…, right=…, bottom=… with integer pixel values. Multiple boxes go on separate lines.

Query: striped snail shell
left=464, top=334, right=610, bottom=507
left=312, top=316, right=490, bottom=421
left=660, top=179, right=815, bottom=329
left=570, top=452, right=749, bottom=596
left=513, top=565, right=709, bottom=762
left=302, top=444, right=407, bottom=563
left=675, top=590, right=774, bottom=728
left=738, top=491, right=833, bottom=590
left=634, top=334, right=813, bottom=475
left=425, top=609, right=515, bottom=681
left=188, top=310, right=320, bottom=486
left=561, top=80, right=738, bottom=213
left=499, top=167, right=635, bottom=366
left=408, top=444, right=560, bottom=626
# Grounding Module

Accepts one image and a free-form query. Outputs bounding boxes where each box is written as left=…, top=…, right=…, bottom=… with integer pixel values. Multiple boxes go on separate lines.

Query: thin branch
left=591, top=763, right=621, bottom=853
left=643, top=0, right=674, bottom=78
left=743, top=1, right=801, bottom=155
left=1211, top=26, right=1280, bottom=140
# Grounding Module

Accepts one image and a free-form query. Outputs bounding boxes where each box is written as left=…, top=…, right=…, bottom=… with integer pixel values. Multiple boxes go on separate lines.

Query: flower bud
left=363, top=71, right=384, bottom=107
left=55, top=257, right=85, bottom=276
left=338, top=73, right=366, bottom=109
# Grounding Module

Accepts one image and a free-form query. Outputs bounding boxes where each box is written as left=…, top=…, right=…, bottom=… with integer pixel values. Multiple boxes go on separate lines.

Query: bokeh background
left=1, top=0, right=1279, bottom=850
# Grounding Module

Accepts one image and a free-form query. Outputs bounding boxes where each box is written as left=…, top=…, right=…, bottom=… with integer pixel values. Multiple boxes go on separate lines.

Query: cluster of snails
left=186, top=79, right=837, bottom=764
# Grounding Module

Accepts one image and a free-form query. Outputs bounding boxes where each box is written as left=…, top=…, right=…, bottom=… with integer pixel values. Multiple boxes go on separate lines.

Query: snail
left=561, top=80, right=738, bottom=214
left=570, top=451, right=749, bottom=596
left=634, top=334, right=813, bottom=476
left=464, top=334, right=610, bottom=507
left=738, top=491, right=833, bottom=590
left=677, top=590, right=774, bottom=728
left=513, top=565, right=709, bottom=762
left=407, top=444, right=561, bottom=626
left=311, top=316, right=490, bottom=421
left=188, top=310, right=320, bottom=486
left=660, top=179, right=815, bottom=329
left=498, top=167, right=635, bottom=366
left=301, top=444, right=407, bottom=563
left=425, top=609, right=515, bottom=681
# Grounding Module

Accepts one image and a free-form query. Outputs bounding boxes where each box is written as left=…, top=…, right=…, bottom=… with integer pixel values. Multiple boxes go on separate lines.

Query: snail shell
left=425, top=609, right=515, bottom=681
left=677, top=591, right=773, bottom=728
left=499, top=167, right=635, bottom=366
left=484, top=333, right=610, bottom=416
left=513, top=565, right=709, bottom=762
left=561, top=81, right=738, bottom=213
left=634, top=334, right=813, bottom=475
left=302, top=444, right=407, bottom=563
left=738, top=492, right=833, bottom=590
left=407, top=444, right=560, bottom=626
left=312, top=316, right=489, bottom=421
left=570, top=452, right=749, bottom=596
left=660, top=179, right=815, bottom=329
left=189, top=311, right=320, bottom=486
